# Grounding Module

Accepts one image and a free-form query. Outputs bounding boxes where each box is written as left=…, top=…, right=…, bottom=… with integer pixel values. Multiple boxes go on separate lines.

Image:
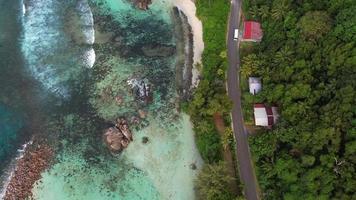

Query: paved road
left=226, top=0, right=260, bottom=200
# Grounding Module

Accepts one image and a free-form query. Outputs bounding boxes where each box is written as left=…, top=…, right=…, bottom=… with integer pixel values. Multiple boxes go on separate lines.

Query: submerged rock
left=115, top=96, right=123, bottom=105
left=138, top=109, right=147, bottom=118
left=112, top=35, right=124, bottom=47
left=130, top=0, right=152, bottom=10
left=190, top=163, right=197, bottom=170
left=142, top=136, right=149, bottom=144
left=4, top=142, right=54, bottom=200
left=141, top=44, right=176, bottom=57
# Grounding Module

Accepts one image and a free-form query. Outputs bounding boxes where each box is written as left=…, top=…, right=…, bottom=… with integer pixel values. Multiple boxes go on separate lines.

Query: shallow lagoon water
left=21, top=0, right=204, bottom=199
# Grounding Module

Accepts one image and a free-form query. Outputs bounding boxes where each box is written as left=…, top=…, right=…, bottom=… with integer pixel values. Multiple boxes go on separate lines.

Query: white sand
left=124, top=114, right=204, bottom=200
left=169, top=0, right=204, bottom=87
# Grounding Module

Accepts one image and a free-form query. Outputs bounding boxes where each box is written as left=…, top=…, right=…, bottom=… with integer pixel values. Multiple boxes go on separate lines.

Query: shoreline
left=0, top=140, right=33, bottom=199
left=3, top=139, right=54, bottom=200
left=170, top=0, right=204, bottom=87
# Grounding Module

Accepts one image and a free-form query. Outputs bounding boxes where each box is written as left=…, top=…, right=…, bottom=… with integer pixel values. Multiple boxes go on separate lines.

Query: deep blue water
left=0, top=105, right=23, bottom=169
left=0, top=0, right=26, bottom=171
left=0, top=0, right=46, bottom=173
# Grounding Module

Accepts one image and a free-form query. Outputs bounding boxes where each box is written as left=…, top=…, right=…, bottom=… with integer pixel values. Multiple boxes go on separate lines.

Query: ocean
left=0, top=0, right=203, bottom=199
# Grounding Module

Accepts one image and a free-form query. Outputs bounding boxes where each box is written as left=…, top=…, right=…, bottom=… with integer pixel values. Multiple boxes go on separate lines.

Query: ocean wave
left=0, top=140, right=33, bottom=199
left=21, top=0, right=69, bottom=97
left=21, top=0, right=95, bottom=98
left=22, top=2, right=26, bottom=16
left=76, top=0, right=95, bottom=45
left=82, top=48, right=96, bottom=69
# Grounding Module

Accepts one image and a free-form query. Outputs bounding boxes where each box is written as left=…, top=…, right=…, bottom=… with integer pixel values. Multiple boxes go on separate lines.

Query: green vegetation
left=186, top=0, right=243, bottom=199
left=186, top=0, right=231, bottom=163
left=241, top=0, right=356, bottom=199
left=195, top=162, right=236, bottom=200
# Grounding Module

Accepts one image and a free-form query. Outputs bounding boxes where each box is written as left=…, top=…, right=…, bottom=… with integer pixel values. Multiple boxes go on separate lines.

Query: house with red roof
left=242, top=21, right=263, bottom=42
left=253, top=103, right=278, bottom=128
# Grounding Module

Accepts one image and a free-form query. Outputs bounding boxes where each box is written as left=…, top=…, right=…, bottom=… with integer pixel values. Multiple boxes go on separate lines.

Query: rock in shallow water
left=130, top=0, right=152, bottom=10
left=103, top=118, right=133, bottom=154
left=141, top=44, right=176, bottom=57
left=142, top=136, right=149, bottom=144
left=127, top=78, right=152, bottom=103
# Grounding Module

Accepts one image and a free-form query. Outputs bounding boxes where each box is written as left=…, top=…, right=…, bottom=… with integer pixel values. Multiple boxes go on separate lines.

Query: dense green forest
left=241, top=0, right=356, bottom=199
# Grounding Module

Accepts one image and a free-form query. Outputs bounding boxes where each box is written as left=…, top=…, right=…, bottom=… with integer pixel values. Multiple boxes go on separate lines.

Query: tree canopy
left=195, top=162, right=236, bottom=200
left=297, top=11, right=332, bottom=40
left=242, top=0, right=356, bottom=199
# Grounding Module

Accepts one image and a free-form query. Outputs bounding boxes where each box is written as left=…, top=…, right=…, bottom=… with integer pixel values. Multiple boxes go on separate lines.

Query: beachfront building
left=253, top=103, right=279, bottom=128
left=241, top=21, right=263, bottom=42
left=249, top=77, right=261, bottom=95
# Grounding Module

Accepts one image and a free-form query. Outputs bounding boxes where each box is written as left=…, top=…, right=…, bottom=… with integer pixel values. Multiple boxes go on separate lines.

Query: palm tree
left=196, top=162, right=236, bottom=200
left=275, top=46, right=293, bottom=64
left=249, top=5, right=259, bottom=20
left=271, top=0, right=290, bottom=20
left=241, top=54, right=260, bottom=77
left=241, top=64, right=258, bottom=78
left=258, top=5, right=270, bottom=19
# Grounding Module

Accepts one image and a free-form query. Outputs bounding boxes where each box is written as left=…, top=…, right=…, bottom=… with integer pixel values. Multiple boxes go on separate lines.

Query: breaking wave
left=0, top=140, right=33, bottom=199
left=21, top=0, right=95, bottom=98
left=82, top=48, right=96, bottom=69
left=76, top=0, right=95, bottom=45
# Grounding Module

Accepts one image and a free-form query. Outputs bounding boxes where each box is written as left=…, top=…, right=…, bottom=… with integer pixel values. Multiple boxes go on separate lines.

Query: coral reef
left=4, top=142, right=53, bottom=200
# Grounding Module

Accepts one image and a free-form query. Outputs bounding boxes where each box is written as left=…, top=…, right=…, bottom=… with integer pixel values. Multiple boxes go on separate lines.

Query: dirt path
left=213, top=112, right=239, bottom=195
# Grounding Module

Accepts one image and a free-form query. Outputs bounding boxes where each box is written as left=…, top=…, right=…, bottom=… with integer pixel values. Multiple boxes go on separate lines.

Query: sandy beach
left=124, top=114, right=204, bottom=200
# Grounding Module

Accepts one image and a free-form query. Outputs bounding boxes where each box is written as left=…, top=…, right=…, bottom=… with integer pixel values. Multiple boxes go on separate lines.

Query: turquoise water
left=1, top=0, right=203, bottom=199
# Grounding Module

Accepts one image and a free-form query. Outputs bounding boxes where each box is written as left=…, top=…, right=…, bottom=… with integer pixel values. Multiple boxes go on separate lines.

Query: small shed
left=254, top=103, right=279, bottom=128
left=249, top=77, right=261, bottom=95
left=242, top=21, right=263, bottom=42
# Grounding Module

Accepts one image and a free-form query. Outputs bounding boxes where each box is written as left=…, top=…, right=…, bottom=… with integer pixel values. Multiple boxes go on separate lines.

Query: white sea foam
left=76, top=0, right=95, bottom=45
left=21, top=0, right=69, bottom=97
left=22, top=3, right=26, bottom=16
left=0, top=140, right=33, bottom=199
left=82, top=48, right=96, bottom=68
left=77, top=0, right=96, bottom=68
left=21, top=0, right=95, bottom=98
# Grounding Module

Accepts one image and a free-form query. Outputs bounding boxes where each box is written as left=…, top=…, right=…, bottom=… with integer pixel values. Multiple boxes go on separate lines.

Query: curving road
left=226, top=0, right=260, bottom=200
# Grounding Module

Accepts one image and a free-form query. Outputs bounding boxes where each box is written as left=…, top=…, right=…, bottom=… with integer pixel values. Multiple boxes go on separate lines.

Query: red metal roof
left=254, top=103, right=265, bottom=108
left=265, top=107, right=273, bottom=116
left=267, top=116, right=274, bottom=126
left=254, top=103, right=279, bottom=127
left=243, top=21, right=263, bottom=41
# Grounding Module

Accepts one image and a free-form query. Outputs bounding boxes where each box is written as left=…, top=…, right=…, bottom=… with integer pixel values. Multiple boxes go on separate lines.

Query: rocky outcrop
left=141, top=44, right=176, bottom=57
left=172, top=7, right=194, bottom=101
left=132, top=0, right=152, bottom=10
left=127, top=78, right=152, bottom=103
left=4, top=143, right=54, bottom=200
left=103, top=118, right=133, bottom=154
